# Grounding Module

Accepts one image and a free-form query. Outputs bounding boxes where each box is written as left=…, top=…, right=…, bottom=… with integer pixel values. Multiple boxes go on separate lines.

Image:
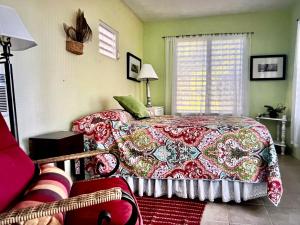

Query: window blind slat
left=99, top=48, right=115, bottom=59
left=99, top=26, right=116, bottom=40
left=99, top=42, right=116, bottom=54
left=98, top=34, right=116, bottom=47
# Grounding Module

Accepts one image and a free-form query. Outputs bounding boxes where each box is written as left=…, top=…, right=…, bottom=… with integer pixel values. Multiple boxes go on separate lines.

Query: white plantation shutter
left=0, top=74, right=8, bottom=113
left=175, top=39, right=207, bottom=114
left=173, top=35, right=249, bottom=115
left=99, top=21, right=119, bottom=59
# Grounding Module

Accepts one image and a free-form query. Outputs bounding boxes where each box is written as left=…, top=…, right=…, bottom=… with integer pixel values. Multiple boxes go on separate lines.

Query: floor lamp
left=0, top=5, right=37, bottom=140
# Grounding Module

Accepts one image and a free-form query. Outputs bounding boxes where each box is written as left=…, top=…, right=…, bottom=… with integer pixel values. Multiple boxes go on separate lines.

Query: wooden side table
left=29, top=131, right=84, bottom=180
left=256, top=115, right=287, bottom=155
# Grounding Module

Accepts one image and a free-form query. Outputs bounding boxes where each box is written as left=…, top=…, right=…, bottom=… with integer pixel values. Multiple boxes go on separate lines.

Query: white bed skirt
left=123, top=176, right=267, bottom=203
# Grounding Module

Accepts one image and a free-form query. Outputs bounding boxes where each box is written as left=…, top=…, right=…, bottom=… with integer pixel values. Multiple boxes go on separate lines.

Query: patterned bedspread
left=72, top=110, right=283, bottom=205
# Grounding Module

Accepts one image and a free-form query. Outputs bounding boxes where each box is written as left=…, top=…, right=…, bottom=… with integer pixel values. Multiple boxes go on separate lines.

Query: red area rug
left=135, top=196, right=206, bottom=225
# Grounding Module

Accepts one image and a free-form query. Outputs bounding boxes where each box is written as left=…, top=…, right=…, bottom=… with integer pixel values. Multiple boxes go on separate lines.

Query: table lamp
left=0, top=5, right=37, bottom=140
left=137, top=64, right=158, bottom=107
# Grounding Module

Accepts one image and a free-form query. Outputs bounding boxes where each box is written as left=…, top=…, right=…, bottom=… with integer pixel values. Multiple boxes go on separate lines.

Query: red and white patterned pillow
left=12, top=164, right=73, bottom=225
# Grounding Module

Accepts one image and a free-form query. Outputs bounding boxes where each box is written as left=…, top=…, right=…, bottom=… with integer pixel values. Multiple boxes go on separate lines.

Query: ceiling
left=123, top=0, right=296, bottom=22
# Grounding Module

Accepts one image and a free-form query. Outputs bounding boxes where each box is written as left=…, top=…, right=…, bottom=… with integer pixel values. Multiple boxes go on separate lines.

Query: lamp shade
left=137, top=64, right=158, bottom=81
left=0, top=5, right=37, bottom=51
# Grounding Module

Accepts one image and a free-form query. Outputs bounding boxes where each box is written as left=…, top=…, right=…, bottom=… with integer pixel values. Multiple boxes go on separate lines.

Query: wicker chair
left=0, top=114, right=141, bottom=225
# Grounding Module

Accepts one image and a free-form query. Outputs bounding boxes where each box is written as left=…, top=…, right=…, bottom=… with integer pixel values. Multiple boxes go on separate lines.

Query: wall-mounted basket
left=66, top=40, right=83, bottom=55
left=63, top=9, right=92, bottom=55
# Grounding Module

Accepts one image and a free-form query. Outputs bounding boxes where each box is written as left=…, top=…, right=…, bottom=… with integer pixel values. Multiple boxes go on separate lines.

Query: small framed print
left=127, top=52, right=141, bottom=82
left=250, top=55, right=286, bottom=80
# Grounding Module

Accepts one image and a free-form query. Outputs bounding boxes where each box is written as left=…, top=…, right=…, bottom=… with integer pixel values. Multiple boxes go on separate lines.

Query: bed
left=72, top=109, right=283, bottom=206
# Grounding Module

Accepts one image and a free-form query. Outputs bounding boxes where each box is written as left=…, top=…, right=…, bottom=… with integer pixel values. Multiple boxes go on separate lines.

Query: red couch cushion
left=0, top=114, right=35, bottom=212
left=66, top=177, right=142, bottom=225
left=0, top=115, right=18, bottom=150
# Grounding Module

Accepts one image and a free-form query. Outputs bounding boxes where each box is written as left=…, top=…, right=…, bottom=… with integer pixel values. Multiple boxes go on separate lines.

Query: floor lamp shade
left=137, top=64, right=158, bottom=107
left=0, top=5, right=37, bottom=50
left=0, top=5, right=37, bottom=140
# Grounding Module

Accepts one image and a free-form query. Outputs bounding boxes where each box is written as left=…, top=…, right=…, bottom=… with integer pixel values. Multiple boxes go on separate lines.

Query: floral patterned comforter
left=72, top=110, right=283, bottom=205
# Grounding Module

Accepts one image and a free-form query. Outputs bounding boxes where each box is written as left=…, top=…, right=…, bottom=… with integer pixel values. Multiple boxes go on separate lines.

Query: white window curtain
left=292, top=21, right=300, bottom=147
left=165, top=34, right=250, bottom=116
left=165, top=37, right=176, bottom=115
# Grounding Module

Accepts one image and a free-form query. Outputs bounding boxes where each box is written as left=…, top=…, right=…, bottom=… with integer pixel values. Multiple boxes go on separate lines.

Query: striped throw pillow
left=13, top=164, right=73, bottom=225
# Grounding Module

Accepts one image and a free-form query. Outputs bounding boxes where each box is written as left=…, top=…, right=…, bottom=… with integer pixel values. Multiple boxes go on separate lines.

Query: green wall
left=144, top=9, right=292, bottom=118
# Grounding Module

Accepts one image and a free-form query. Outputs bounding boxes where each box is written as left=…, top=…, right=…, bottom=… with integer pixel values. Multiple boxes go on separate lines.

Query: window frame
left=98, top=20, right=119, bottom=60
left=173, top=35, right=248, bottom=115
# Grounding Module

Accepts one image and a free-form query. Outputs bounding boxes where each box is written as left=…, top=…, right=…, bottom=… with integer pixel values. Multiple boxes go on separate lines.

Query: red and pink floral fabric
left=72, top=109, right=133, bottom=150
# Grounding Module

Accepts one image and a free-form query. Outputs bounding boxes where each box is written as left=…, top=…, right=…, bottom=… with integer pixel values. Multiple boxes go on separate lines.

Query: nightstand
left=147, top=106, right=164, bottom=116
left=256, top=115, right=287, bottom=155
left=29, top=131, right=84, bottom=180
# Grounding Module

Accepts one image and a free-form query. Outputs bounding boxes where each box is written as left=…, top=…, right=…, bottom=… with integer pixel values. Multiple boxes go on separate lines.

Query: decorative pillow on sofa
left=12, top=164, right=73, bottom=225
left=113, top=95, right=150, bottom=119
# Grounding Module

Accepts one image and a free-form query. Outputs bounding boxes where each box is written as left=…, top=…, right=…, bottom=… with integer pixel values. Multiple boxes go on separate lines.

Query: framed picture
left=127, top=52, right=141, bottom=82
left=250, top=55, right=286, bottom=80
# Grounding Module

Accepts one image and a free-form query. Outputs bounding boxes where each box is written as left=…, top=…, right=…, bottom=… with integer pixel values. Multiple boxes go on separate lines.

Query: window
left=0, top=72, right=9, bottom=123
left=173, top=35, right=249, bottom=115
left=98, top=20, right=119, bottom=59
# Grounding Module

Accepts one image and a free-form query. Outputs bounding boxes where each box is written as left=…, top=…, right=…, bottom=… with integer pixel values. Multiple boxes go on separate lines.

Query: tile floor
left=201, top=155, right=300, bottom=225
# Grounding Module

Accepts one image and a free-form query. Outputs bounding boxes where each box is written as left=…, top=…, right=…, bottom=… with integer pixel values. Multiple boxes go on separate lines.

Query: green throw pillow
left=113, top=95, right=150, bottom=119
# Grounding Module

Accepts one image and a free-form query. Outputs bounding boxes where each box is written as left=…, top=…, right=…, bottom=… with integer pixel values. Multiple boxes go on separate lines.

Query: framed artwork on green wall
left=250, top=55, right=286, bottom=80
left=127, top=52, right=141, bottom=82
